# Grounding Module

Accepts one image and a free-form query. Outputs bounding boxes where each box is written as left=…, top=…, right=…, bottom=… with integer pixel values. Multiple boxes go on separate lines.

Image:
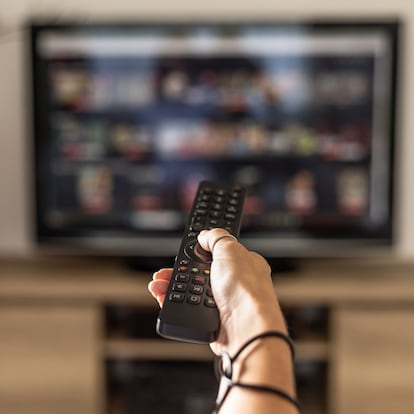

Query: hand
left=148, top=228, right=287, bottom=356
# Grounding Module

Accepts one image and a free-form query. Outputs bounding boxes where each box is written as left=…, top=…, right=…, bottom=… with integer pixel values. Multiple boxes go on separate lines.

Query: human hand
left=148, top=228, right=287, bottom=356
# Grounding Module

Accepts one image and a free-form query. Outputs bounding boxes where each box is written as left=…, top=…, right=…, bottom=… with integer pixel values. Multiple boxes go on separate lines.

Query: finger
left=148, top=279, right=169, bottom=297
left=152, top=268, right=173, bottom=281
left=148, top=279, right=169, bottom=307
left=198, top=228, right=238, bottom=255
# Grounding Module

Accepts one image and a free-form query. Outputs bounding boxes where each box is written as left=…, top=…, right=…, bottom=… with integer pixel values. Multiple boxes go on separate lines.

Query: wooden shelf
left=2, top=257, right=414, bottom=305
left=105, top=339, right=214, bottom=360
left=104, top=338, right=329, bottom=362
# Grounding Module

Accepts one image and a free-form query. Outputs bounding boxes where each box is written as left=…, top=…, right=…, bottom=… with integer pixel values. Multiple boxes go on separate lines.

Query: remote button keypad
left=169, top=183, right=246, bottom=308
left=165, top=183, right=245, bottom=331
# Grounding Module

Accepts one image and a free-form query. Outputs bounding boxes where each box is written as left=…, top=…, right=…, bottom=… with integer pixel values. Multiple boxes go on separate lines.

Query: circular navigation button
left=184, top=240, right=212, bottom=264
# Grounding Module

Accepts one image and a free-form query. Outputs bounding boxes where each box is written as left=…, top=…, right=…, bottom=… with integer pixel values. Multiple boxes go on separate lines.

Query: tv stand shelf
left=1, top=257, right=414, bottom=414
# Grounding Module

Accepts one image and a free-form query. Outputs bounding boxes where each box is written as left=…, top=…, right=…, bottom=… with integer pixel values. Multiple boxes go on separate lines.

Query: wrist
left=221, top=300, right=288, bottom=355
left=232, top=335, right=295, bottom=385
left=255, top=302, right=288, bottom=333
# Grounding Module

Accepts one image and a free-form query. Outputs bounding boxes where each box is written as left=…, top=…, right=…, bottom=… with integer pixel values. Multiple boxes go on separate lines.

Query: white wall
left=1, top=0, right=414, bottom=257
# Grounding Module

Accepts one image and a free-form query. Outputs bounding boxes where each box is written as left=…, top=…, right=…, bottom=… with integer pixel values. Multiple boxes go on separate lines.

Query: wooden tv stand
left=1, top=257, right=414, bottom=414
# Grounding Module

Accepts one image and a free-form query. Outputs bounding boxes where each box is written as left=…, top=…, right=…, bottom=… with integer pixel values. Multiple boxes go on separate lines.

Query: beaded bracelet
left=212, top=330, right=300, bottom=413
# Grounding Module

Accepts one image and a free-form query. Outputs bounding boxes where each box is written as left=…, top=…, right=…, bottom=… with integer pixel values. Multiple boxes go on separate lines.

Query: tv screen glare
left=29, top=20, right=399, bottom=260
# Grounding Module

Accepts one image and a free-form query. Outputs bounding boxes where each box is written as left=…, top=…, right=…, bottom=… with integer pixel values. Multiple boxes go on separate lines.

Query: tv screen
left=29, top=19, right=399, bottom=261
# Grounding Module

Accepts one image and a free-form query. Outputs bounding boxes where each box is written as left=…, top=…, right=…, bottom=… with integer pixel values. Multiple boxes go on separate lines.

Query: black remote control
left=156, top=181, right=247, bottom=344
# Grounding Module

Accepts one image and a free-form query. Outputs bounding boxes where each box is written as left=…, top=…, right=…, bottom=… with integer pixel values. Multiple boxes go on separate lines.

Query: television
left=28, top=19, right=400, bottom=268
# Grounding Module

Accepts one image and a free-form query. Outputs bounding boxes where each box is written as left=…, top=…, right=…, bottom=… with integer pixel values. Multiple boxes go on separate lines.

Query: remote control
left=156, top=181, right=247, bottom=344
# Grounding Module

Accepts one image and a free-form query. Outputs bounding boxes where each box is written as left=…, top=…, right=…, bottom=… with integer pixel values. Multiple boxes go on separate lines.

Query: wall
left=1, top=0, right=413, bottom=257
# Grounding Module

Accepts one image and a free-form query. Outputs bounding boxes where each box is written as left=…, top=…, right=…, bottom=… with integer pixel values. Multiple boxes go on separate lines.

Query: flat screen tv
left=28, top=19, right=400, bottom=267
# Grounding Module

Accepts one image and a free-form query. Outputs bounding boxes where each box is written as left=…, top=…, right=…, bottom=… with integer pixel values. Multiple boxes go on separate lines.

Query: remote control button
left=184, top=240, right=212, bottom=264
left=228, top=199, right=239, bottom=206
left=192, top=275, right=206, bottom=285
left=204, top=298, right=217, bottom=307
left=208, top=219, right=220, bottom=226
left=188, top=295, right=202, bottom=305
left=211, top=203, right=223, bottom=211
left=175, top=273, right=190, bottom=282
left=190, top=222, right=204, bottom=231
left=191, top=267, right=200, bottom=274
left=225, top=213, right=236, bottom=220
left=194, top=242, right=212, bottom=263
left=216, top=189, right=227, bottom=196
left=203, top=269, right=210, bottom=276
left=194, top=209, right=207, bottom=216
left=179, top=266, right=188, bottom=271
left=179, top=259, right=190, bottom=265
left=190, top=285, right=204, bottom=295
left=197, top=201, right=209, bottom=209
left=184, top=242, right=195, bottom=257
left=172, top=282, right=187, bottom=292
left=226, top=206, right=238, bottom=214
left=169, top=292, right=185, bottom=302
left=210, top=211, right=221, bottom=219
left=214, top=196, right=225, bottom=203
